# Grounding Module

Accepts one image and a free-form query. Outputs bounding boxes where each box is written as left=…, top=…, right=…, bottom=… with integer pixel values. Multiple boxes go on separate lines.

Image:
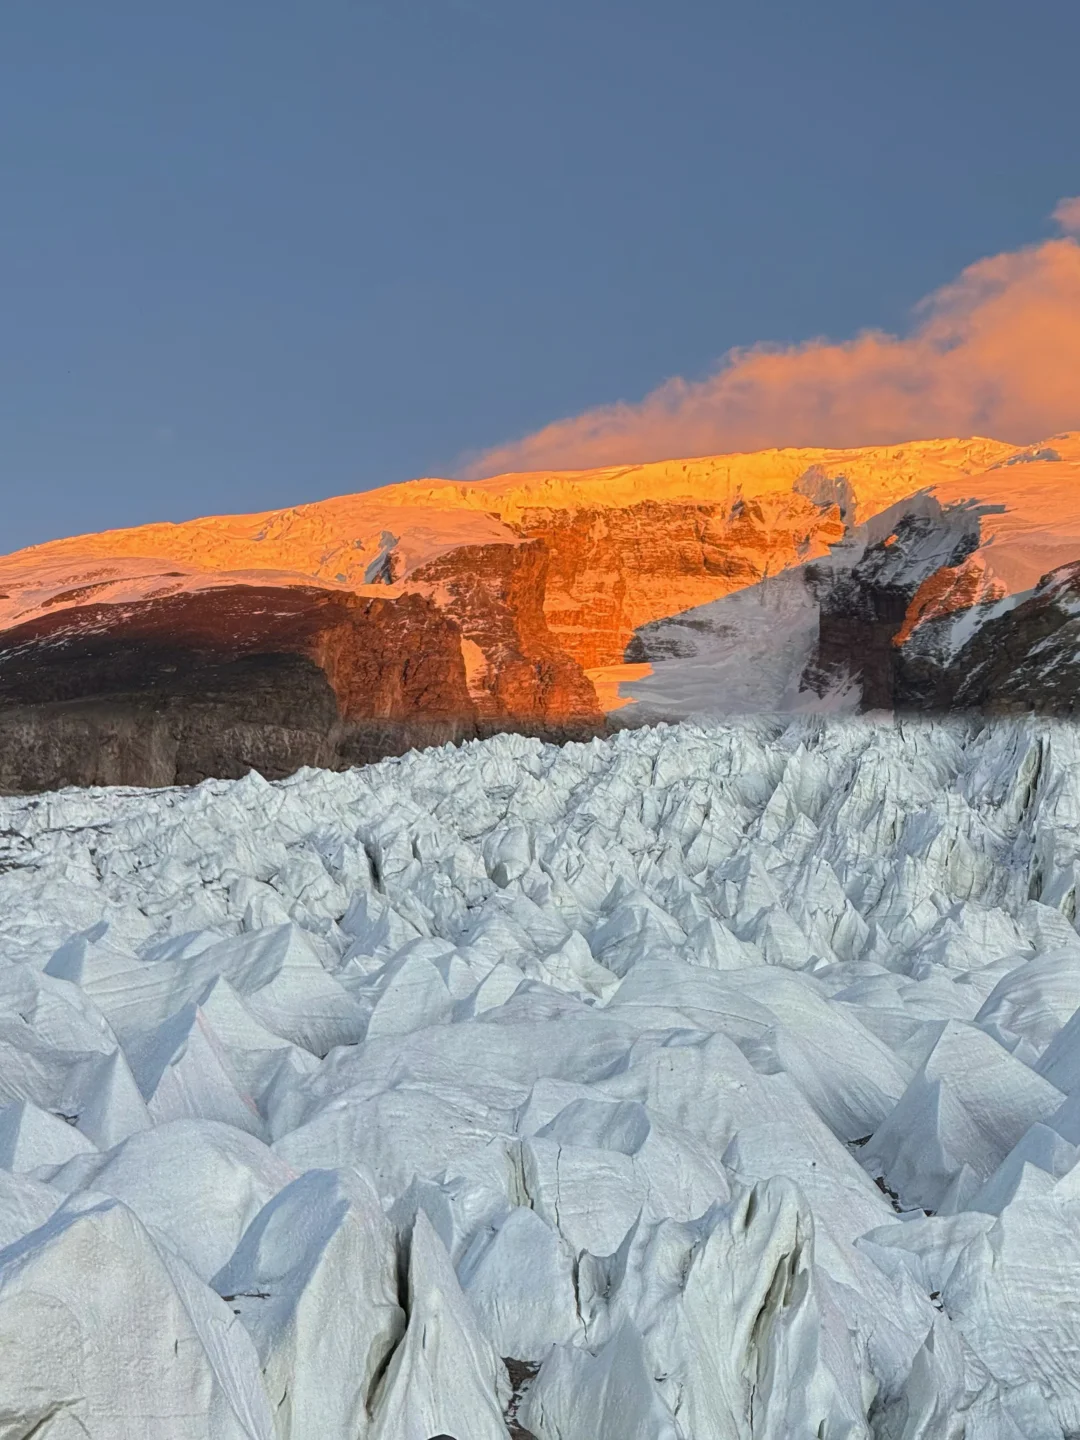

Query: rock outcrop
left=914, top=560, right=1080, bottom=716
left=0, top=585, right=476, bottom=790
left=512, top=492, right=846, bottom=669
left=611, top=435, right=1080, bottom=723
left=410, top=538, right=598, bottom=725
left=802, top=495, right=986, bottom=710
left=3, top=432, right=1080, bottom=789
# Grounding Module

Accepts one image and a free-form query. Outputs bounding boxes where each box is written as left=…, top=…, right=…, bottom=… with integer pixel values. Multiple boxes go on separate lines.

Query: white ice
left=2, top=716, right=1080, bottom=1435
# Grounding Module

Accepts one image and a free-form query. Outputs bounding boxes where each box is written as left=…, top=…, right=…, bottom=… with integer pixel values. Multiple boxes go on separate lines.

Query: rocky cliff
left=0, top=585, right=478, bottom=790
left=616, top=436, right=1080, bottom=723
left=2, top=432, right=1079, bottom=790
left=513, top=491, right=846, bottom=669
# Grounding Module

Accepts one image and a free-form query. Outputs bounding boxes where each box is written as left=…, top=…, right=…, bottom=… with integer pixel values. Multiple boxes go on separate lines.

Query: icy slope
left=2, top=718, right=1080, bottom=1435
left=6, top=432, right=1080, bottom=792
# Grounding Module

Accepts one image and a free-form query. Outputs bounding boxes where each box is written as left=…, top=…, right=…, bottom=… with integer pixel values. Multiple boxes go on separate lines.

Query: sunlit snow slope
left=3, top=717, right=1080, bottom=1436
left=6, top=433, right=1080, bottom=791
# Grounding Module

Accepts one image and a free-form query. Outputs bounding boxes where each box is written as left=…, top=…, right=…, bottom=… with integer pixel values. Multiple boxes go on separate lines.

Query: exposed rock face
left=609, top=436, right=1080, bottom=723
left=3, top=431, right=1080, bottom=790
left=514, top=493, right=845, bottom=668
left=0, top=523, right=615, bottom=790
left=0, top=586, right=479, bottom=790
left=912, top=561, right=1080, bottom=716
left=802, top=498, right=984, bottom=709
left=410, top=539, right=599, bottom=726
left=797, top=479, right=1080, bottom=719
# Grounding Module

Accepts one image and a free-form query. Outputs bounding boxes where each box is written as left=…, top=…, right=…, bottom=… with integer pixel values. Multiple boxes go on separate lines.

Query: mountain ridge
left=2, top=431, right=1079, bottom=790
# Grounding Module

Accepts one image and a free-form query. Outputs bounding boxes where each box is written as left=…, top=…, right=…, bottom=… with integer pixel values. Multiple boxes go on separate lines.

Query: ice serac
left=6, top=717, right=1080, bottom=1430
left=367, top=1210, right=511, bottom=1440
left=0, top=1196, right=275, bottom=1439
left=212, top=1166, right=404, bottom=1440
left=10, top=433, right=1080, bottom=788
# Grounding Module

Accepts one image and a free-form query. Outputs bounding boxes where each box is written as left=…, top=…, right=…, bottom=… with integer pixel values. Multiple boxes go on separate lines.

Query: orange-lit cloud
left=467, top=228, right=1080, bottom=475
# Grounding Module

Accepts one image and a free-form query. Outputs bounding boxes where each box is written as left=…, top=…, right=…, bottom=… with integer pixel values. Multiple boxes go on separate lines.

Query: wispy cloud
left=466, top=213, right=1080, bottom=476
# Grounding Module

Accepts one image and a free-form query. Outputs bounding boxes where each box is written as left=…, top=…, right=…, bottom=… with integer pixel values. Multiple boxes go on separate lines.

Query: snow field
left=1, top=716, right=1080, bottom=1436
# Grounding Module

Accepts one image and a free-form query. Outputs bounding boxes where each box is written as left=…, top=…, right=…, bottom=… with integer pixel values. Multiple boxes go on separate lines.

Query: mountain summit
left=3, top=433, right=1080, bottom=790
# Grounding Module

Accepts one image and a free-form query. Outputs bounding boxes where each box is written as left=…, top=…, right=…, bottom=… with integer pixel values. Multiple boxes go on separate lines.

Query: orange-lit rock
left=0, top=584, right=480, bottom=790
left=0, top=433, right=1015, bottom=675
left=3, top=431, right=1080, bottom=789
left=893, top=557, right=1006, bottom=650
left=410, top=539, right=599, bottom=726
left=512, top=492, right=846, bottom=668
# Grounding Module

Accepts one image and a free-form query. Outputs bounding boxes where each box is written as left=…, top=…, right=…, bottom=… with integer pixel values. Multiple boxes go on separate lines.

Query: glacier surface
left=2, top=716, right=1080, bottom=1436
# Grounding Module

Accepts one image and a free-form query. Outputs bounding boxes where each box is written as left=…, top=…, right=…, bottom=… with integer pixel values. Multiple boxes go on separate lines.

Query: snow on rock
left=3, top=715, right=1080, bottom=1433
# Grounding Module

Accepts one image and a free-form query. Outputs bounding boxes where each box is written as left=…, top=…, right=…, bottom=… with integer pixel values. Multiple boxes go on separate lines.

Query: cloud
left=466, top=230, right=1080, bottom=476
left=1054, top=195, right=1080, bottom=234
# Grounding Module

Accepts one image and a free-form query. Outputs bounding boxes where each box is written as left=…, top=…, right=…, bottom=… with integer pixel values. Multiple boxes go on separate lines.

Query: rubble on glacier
left=1, top=715, right=1080, bottom=1436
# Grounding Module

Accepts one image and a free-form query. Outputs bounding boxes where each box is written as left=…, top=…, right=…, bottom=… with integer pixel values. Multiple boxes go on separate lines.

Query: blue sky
left=2, top=0, right=1079, bottom=548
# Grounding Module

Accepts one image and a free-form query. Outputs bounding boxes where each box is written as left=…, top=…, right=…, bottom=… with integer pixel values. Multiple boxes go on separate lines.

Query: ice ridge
left=1, top=715, right=1080, bottom=1436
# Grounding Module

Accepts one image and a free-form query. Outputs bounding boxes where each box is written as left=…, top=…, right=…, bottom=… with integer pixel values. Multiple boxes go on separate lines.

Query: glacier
left=1, top=716, right=1080, bottom=1436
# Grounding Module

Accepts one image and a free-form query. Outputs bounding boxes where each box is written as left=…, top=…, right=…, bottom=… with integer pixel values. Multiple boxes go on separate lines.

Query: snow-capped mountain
left=2, top=433, right=1079, bottom=790
left=3, top=715, right=1080, bottom=1435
